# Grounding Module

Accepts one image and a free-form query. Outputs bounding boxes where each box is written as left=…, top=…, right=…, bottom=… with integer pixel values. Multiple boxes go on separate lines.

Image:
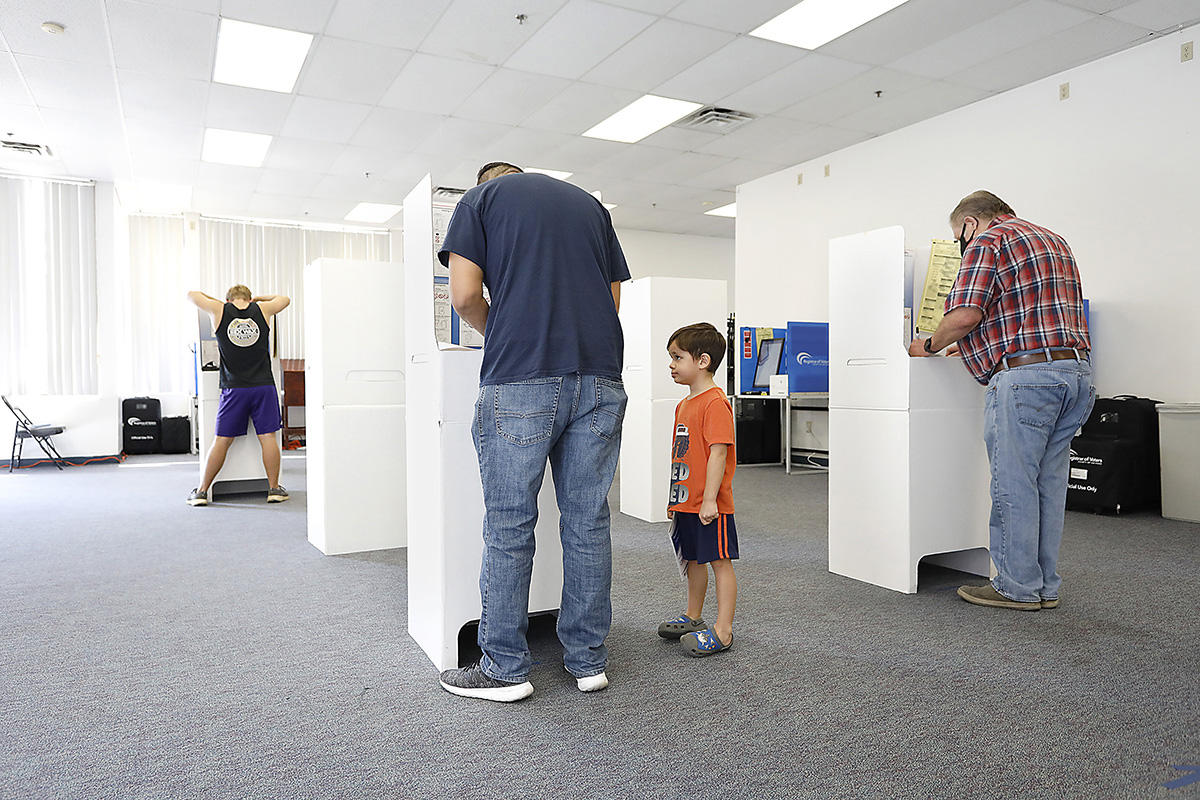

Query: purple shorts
left=215, top=385, right=281, bottom=437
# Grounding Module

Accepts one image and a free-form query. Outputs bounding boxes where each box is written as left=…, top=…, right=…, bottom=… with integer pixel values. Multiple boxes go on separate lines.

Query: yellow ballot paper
left=916, top=239, right=963, bottom=334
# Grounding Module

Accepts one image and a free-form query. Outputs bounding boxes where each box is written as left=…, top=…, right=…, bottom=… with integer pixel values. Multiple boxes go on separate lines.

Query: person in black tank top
left=186, top=284, right=292, bottom=507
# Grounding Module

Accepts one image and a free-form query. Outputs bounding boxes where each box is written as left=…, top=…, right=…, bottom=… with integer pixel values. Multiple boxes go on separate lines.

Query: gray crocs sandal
left=682, top=627, right=732, bottom=657
left=657, top=614, right=707, bottom=639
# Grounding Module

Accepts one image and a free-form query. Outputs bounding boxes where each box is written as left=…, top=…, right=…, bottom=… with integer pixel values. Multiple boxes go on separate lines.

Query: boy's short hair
left=668, top=322, right=726, bottom=373
left=476, top=162, right=523, bottom=184
left=226, top=284, right=251, bottom=302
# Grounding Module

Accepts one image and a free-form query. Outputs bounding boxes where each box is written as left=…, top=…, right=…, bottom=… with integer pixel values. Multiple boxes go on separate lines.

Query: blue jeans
left=472, top=373, right=627, bottom=681
left=983, top=352, right=1095, bottom=602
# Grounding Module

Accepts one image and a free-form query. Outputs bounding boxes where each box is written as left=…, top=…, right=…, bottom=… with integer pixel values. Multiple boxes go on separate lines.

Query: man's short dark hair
left=668, top=322, right=726, bottom=374
left=950, top=190, right=1015, bottom=224
left=476, top=162, right=523, bottom=185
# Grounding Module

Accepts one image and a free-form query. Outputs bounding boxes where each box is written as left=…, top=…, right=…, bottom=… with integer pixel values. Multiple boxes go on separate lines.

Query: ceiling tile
left=378, top=54, right=496, bottom=115
left=775, top=67, right=931, bottom=124
left=247, top=192, right=305, bottom=219
left=692, top=116, right=817, bottom=159
left=452, top=69, right=572, bottom=126
left=412, top=117, right=516, bottom=158
left=0, top=0, right=113, bottom=66
left=1109, top=0, right=1200, bottom=30
left=540, top=135, right=629, bottom=167
left=0, top=56, right=34, bottom=105
left=325, top=0, right=454, bottom=50
left=263, top=137, right=343, bottom=172
left=835, top=80, right=992, bottom=135
left=504, top=0, right=657, bottom=79
left=584, top=18, right=735, bottom=93
left=219, top=0, right=338, bottom=33
left=313, top=173, right=409, bottom=204
left=419, top=0, right=569, bottom=65
left=817, top=0, right=1026, bottom=64
left=636, top=151, right=738, bottom=185
left=749, top=125, right=873, bottom=168
left=598, top=0, right=680, bottom=12
left=118, top=71, right=209, bottom=125
left=197, top=162, right=261, bottom=191
left=131, top=0, right=219, bottom=13
left=0, top=105, right=47, bottom=142
left=888, top=0, right=1098, bottom=79
left=676, top=156, right=784, bottom=190
left=637, top=124, right=722, bottom=150
left=587, top=143, right=680, bottom=177
left=1056, top=0, right=1137, bottom=11
left=124, top=117, right=203, bottom=162
left=205, top=84, right=295, bottom=134
left=519, top=82, right=642, bottom=134
left=280, top=96, right=372, bottom=143
left=15, top=55, right=119, bottom=115
left=480, top=128, right=582, bottom=165
left=106, top=1, right=218, bottom=81
left=666, top=0, right=799, bottom=34
left=40, top=108, right=128, bottom=179
left=326, top=145, right=397, bottom=178
left=296, top=36, right=412, bottom=105
left=351, top=107, right=446, bottom=151
left=718, top=53, right=872, bottom=115
left=129, top=156, right=200, bottom=184
left=950, top=16, right=1154, bottom=91
left=654, top=36, right=805, bottom=104
left=255, top=169, right=323, bottom=197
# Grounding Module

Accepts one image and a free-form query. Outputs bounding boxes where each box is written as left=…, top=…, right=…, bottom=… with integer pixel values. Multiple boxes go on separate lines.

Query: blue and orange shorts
left=671, top=511, right=739, bottom=564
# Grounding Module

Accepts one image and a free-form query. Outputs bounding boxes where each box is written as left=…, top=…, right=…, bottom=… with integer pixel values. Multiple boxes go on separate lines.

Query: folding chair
left=3, top=396, right=67, bottom=471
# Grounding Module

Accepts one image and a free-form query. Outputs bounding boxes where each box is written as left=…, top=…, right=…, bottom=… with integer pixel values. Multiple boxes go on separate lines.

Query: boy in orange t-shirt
left=659, top=322, right=738, bottom=656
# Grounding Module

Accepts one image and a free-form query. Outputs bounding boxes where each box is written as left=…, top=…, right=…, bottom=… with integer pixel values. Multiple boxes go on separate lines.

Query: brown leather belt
left=998, top=348, right=1088, bottom=370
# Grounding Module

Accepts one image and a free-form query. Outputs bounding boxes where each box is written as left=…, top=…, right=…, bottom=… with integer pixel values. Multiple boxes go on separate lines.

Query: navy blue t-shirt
left=437, top=172, right=631, bottom=386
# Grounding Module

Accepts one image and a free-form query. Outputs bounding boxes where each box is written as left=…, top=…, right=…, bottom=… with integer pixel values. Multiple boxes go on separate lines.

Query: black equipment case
left=1067, top=395, right=1161, bottom=514
left=160, top=416, right=191, bottom=454
left=122, top=397, right=161, bottom=455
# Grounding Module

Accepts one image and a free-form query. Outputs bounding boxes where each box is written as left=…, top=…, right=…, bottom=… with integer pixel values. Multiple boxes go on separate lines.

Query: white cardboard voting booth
left=403, top=176, right=564, bottom=671
left=195, top=311, right=280, bottom=497
left=305, top=258, right=406, bottom=555
left=828, top=226, right=991, bottom=593
left=619, top=277, right=727, bottom=523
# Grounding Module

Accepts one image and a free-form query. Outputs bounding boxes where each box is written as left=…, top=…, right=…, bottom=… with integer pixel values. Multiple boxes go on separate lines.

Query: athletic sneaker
left=186, top=488, right=209, bottom=506
left=576, top=672, right=609, bottom=693
left=439, top=662, right=533, bottom=702
left=267, top=486, right=290, bottom=503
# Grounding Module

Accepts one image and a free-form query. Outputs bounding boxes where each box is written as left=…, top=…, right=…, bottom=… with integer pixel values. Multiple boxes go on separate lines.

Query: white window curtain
left=124, top=215, right=192, bottom=395
left=198, top=219, right=389, bottom=361
left=0, top=176, right=97, bottom=395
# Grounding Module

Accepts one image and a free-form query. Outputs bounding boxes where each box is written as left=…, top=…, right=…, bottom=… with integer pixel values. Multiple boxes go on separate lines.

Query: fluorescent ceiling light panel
left=345, top=202, right=401, bottom=223
left=583, top=95, right=703, bottom=144
left=750, top=0, right=911, bottom=50
left=202, top=128, right=272, bottom=167
left=705, top=203, right=736, bottom=218
left=213, top=18, right=313, bottom=93
left=525, top=167, right=573, bottom=180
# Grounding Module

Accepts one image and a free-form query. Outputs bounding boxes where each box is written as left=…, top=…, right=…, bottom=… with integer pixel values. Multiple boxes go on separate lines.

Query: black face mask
left=958, top=222, right=973, bottom=257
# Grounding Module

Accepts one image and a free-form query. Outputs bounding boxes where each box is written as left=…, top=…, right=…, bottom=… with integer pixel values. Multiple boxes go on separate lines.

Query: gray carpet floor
left=1, top=453, right=1197, bottom=800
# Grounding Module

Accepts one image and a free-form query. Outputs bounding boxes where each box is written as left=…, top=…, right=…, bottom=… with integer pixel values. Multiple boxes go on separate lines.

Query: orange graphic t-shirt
left=668, top=386, right=736, bottom=514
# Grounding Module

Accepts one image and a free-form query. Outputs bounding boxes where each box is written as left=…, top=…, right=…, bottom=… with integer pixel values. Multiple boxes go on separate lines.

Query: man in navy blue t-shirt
left=437, top=163, right=630, bottom=702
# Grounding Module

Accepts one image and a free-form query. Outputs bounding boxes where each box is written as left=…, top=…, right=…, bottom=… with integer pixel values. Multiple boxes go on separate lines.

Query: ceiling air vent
left=2, top=140, right=54, bottom=157
left=432, top=186, right=466, bottom=202
left=671, top=107, right=756, bottom=134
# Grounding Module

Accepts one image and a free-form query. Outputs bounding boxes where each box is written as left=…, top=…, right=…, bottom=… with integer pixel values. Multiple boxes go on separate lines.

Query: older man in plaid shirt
left=910, top=190, right=1094, bottom=612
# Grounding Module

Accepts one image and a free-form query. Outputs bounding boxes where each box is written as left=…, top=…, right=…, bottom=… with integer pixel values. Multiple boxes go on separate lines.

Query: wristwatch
left=923, top=337, right=935, bottom=354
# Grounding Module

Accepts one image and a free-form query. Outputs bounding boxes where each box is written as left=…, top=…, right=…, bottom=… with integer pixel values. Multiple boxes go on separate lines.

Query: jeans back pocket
left=494, top=378, right=561, bottom=446
left=590, top=377, right=628, bottom=441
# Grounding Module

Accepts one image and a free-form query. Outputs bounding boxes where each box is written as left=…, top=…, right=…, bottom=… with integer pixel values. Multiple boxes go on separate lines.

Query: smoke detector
left=671, top=107, right=756, bottom=134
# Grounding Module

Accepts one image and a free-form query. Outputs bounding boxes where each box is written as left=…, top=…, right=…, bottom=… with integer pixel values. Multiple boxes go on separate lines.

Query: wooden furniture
left=280, top=359, right=305, bottom=447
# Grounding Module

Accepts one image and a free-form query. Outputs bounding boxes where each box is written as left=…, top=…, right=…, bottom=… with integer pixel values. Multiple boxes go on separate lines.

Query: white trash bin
left=1157, top=404, right=1200, bottom=523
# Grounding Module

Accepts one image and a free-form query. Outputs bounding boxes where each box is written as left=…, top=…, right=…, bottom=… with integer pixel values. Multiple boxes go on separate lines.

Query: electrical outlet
left=1183, top=41, right=1194, bottom=62
left=1059, top=82, right=1070, bottom=101
left=797, top=172, right=803, bottom=185
left=823, top=164, right=830, bottom=177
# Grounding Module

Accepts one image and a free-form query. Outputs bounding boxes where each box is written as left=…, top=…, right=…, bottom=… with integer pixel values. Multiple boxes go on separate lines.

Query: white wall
left=616, top=228, right=734, bottom=310
left=736, top=30, right=1199, bottom=403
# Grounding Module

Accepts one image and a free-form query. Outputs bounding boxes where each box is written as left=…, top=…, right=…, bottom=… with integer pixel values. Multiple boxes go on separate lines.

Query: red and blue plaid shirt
left=945, top=214, right=1090, bottom=384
